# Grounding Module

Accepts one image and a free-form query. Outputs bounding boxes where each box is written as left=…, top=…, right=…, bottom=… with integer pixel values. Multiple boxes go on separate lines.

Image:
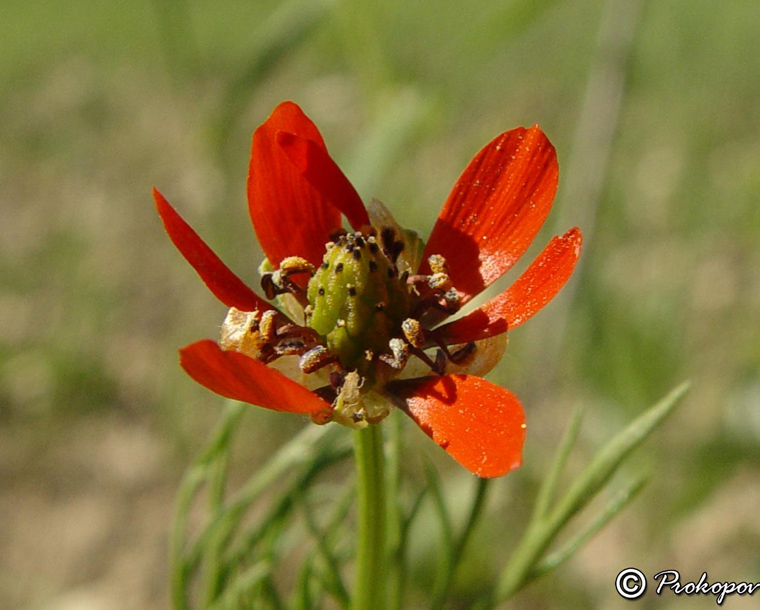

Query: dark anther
left=330, top=227, right=348, bottom=241
left=275, top=340, right=306, bottom=356
left=299, top=345, right=339, bottom=374
left=410, top=346, right=446, bottom=375
left=368, top=241, right=379, bottom=254
left=433, top=349, right=446, bottom=374
left=261, top=273, right=277, bottom=300
left=369, top=260, right=378, bottom=272
left=412, top=293, right=460, bottom=319
left=259, top=349, right=278, bottom=365
left=428, top=334, right=477, bottom=365
left=375, top=302, right=386, bottom=312
left=318, top=287, right=325, bottom=296
left=390, top=240, right=404, bottom=262
left=449, top=342, right=476, bottom=364
left=348, top=285, right=357, bottom=297
left=355, top=236, right=365, bottom=248
left=274, top=324, right=321, bottom=345
left=352, top=249, right=362, bottom=260
left=330, top=371, right=345, bottom=389
left=335, top=262, right=344, bottom=273
left=314, top=385, right=338, bottom=404
left=380, top=227, right=395, bottom=250
left=320, top=262, right=329, bottom=270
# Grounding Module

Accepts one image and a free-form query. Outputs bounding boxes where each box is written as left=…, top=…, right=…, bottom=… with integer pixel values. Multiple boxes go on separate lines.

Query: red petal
left=277, top=131, right=369, bottom=230
left=247, top=102, right=342, bottom=267
left=154, top=188, right=273, bottom=312
left=391, top=375, right=525, bottom=478
left=179, top=340, right=331, bottom=414
left=435, top=228, right=582, bottom=344
left=421, top=125, right=558, bottom=302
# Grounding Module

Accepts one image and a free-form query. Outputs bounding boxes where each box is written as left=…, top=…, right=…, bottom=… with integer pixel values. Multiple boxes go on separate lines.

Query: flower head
left=155, top=101, right=581, bottom=478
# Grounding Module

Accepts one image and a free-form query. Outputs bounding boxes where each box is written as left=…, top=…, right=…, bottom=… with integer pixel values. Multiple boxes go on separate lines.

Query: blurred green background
left=2, top=0, right=760, bottom=607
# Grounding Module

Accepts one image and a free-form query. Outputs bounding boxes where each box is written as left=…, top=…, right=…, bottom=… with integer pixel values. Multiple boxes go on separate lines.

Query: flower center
left=305, top=231, right=409, bottom=376
left=220, top=224, right=477, bottom=428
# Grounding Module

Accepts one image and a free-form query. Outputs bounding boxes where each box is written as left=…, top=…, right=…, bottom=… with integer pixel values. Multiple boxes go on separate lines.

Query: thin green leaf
left=186, top=424, right=347, bottom=570
left=423, top=463, right=454, bottom=550
left=402, top=486, right=429, bottom=539
left=170, top=400, right=246, bottom=610
left=293, top=553, right=316, bottom=610
left=496, top=382, right=689, bottom=602
left=224, top=446, right=351, bottom=571
left=547, top=382, right=689, bottom=532
left=531, top=475, right=648, bottom=581
left=429, top=478, right=491, bottom=610
left=533, top=405, right=585, bottom=521
left=205, top=560, right=271, bottom=610
left=261, top=576, right=285, bottom=610
left=298, top=486, right=353, bottom=608
left=422, top=463, right=455, bottom=609
left=225, top=491, right=295, bottom=572
left=390, top=485, right=429, bottom=610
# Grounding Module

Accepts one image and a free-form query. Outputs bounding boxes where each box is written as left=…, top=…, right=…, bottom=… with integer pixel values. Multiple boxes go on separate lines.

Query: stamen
left=409, top=346, right=446, bottom=375
left=379, top=338, right=409, bottom=370
left=401, top=318, right=425, bottom=349
left=428, top=254, right=449, bottom=275
left=299, top=345, right=338, bottom=374
left=449, top=342, right=476, bottom=364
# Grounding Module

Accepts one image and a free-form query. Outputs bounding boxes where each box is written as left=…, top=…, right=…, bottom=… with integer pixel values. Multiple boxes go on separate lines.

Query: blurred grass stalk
left=536, top=0, right=646, bottom=386
left=170, top=404, right=351, bottom=609
left=212, top=0, right=334, bottom=161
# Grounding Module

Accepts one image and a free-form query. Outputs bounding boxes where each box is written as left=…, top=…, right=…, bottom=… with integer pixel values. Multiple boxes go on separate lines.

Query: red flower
left=155, top=101, right=581, bottom=478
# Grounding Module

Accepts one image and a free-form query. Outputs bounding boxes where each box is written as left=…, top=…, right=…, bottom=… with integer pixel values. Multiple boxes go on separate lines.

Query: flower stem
left=352, top=424, right=387, bottom=610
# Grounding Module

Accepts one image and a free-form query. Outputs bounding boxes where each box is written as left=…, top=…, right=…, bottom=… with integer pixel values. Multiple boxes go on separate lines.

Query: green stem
left=386, top=413, right=404, bottom=610
left=352, top=425, right=387, bottom=610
